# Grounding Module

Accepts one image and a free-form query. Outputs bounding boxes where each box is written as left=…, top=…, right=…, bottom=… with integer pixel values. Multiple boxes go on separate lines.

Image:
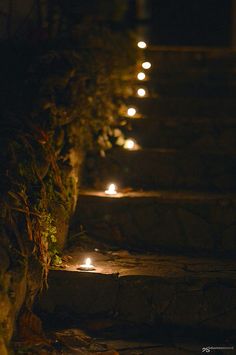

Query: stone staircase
left=38, top=47, right=236, bottom=351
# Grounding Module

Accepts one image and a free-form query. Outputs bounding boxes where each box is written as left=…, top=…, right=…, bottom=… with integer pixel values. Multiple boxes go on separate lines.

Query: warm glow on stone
left=137, top=41, right=147, bottom=49
left=142, top=61, right=151, bottom=69
left=137, top=72, right=146, bottom=80
left=105, top=183, right=117, bottom=195
left=137, top=88, right=146, bottom=97
left=78, top=257, right=95, bottom=271
left=127, top=107, right=136, bottom=117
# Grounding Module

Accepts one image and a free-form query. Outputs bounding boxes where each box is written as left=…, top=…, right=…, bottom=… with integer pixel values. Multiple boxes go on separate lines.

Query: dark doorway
left=149, top=0, right=232, bottom=46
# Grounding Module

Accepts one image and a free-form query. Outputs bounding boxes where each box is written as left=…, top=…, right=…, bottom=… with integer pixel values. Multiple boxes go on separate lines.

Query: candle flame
left=137, top=88, right=146, bottom=97
left=85, top=258, right=91, bottom=266
left=137, top=41, right=147, bottom=49
left=137, top=72, right=146, bottom=80
left=127, top=107, right=136, bottom=117
left=124, top=139, right=135, bottom=150
left=142, top=61, right=151, bottom=69
left=105, top=183, right=117, bottom=195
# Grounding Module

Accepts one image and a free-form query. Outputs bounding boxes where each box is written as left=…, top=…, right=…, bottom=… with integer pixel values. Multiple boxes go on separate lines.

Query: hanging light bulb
left=127, top=107, right=136, bottom=117
left=137, top=88, right=146, bottom=97
left=142, top=61, right=152, bottom=69
left=137, top=41, right=147, bottom=49
left=137, top=72, right=146, bottom=80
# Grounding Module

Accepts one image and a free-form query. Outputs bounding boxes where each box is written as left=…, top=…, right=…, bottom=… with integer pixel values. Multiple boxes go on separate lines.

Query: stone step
left=127, top=97, right=236, bottom=118
left=147, top=65, right=236, bottom=76
left=71, top=190, right=236, bottom=255
left=131, top=80, right=236, bottom=98
left=124, top=118, right=236, bottom=152
left=38, top=248, right=236, bottom=333
left=143, top=70, right=236, bottom=85
left=97, top=339, right=235, bottom=355
left=84, top=148, right=236, bottom=191
left=146, top=46, right=236, bottom=69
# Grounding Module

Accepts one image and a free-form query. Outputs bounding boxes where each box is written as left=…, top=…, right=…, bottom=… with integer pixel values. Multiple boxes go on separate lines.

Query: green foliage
left=38, top=211, right=61, bottom=266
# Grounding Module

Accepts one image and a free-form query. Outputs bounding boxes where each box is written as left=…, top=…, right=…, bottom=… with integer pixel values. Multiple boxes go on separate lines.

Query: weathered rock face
left=0, top=337, right=8, bottom=355
left=0, top=151, right=83, bottom=354
left=0, top=241, right=27, bottom=353
left=0, top=143, right=83, bottom=355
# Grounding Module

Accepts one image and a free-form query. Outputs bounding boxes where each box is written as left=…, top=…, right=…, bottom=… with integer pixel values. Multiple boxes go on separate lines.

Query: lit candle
left=137, top=88, right=146, bottom=97
left=137, top=72, right=146, bottom=81
left=124, top=139, right=135, bottom=150
left=137, top=41, right=147, bottom=49
left=105, top=183, right=117, bottom=195
left=78, top=257, right=95, bottom=271
left=142, top=61, right=151, bottom=69
left=127, top=107, right=136, bottom=117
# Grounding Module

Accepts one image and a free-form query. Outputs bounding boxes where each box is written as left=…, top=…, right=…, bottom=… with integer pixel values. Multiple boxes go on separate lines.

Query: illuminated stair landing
left=39, top=246, right=236, bottom=336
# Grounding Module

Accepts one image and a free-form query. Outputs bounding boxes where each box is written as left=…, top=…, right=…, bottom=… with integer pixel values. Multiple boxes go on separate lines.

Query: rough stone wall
left=0, top=244, right=27, bottom=354
left=0, top=147, right=83, bottom=354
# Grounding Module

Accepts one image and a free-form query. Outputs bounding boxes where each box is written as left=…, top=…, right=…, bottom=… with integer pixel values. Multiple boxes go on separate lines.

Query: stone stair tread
left=125, top=117, right=236, bottom=151
left=80, top=188, right=236, bottom=202
left=132, top=82, right=236, bottom=98
left=129, top=116, right=236, bottom=125
left=127, top=97, right=236, bottom=118
left=62, top=247, right=236, bottom=280
left=148, top=45, right=236, bottom=53
left=146, top=46, right=236, bottom=64
left=100, top=340, right=208, bottom=355
left=39, top=247, right=236, bottom=332
left=110, top=146, right=236, bottom=155
left=129, top=96, right=236, bottom=105
left=129, top=115, right=236, bottom=125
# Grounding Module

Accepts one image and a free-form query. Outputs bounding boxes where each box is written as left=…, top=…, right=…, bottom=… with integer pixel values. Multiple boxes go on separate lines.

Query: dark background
left=149, top=0, right=232, bottom=46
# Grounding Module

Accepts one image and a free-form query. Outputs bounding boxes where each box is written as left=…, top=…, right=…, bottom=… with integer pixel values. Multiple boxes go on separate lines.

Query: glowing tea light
left=78, top=257, right=95, bottom=271
left=137, top=88, right=146, bottom=97
left=124, top=139, right=135, bottom=150
left=142, top=61, right=151, bottom=69
left=105, top=183, right=117, bottom=195
left=137, top=41, right=147, bottom=49
left=137, top=72, right=146, bottom=80
left=127, top=107, right=136, bottom=117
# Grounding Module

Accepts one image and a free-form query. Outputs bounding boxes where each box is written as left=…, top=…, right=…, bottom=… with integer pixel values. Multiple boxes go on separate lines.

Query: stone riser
left=73, top=193, right=236, bottom=255
left=135, top=81, right=236, bottom=98
left=143, top=72, right=236, bottom=85
left=39, top=270, right=236, bottom=332
left=146, top=48, right=236, bottom=68
left=128, top=97, right=236, bottom=118
left=85, top=149, right=236, bottom=191
left=126, top=119, right=236, bottom=152
left=148, top=67, right=236, bottom=77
